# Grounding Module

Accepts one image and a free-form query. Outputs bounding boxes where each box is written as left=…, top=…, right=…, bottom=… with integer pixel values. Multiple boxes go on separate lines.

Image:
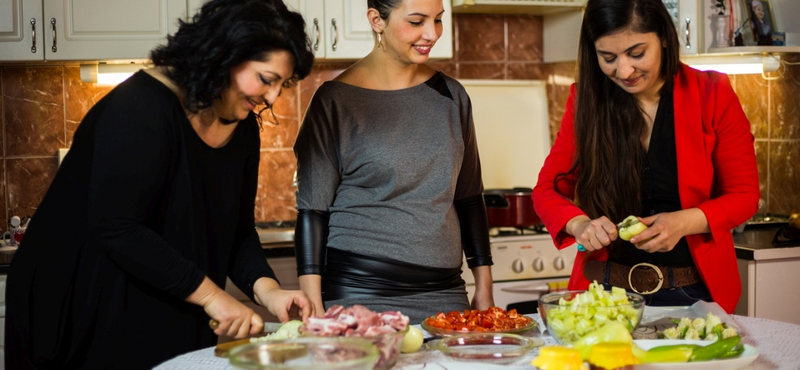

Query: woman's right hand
left=298, top=274, right=325, bottom=316
left=566, top=215, right=618, bottom=251
left=186, top=277, right=264, bottom=338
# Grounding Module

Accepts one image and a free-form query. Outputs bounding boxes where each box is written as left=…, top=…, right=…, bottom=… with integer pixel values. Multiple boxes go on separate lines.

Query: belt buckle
left=628, top=262, right=664, bottom=295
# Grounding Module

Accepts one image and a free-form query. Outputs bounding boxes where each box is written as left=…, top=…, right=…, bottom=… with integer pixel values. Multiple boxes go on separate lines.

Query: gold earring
left=377, top=33, right=383, bottom=49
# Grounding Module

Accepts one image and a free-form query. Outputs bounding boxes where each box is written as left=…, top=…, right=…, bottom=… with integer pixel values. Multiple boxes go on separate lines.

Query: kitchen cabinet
left=662, top=0, right=701, bottom=55
left=734, top=227, right=800, bottom=325
left=283, top=0, right=452, bottom=60
left=0, top=0, right=189, bottom=61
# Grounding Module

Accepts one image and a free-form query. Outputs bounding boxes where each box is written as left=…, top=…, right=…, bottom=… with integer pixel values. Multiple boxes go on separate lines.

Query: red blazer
left=533, top=64, right=760, bottom=313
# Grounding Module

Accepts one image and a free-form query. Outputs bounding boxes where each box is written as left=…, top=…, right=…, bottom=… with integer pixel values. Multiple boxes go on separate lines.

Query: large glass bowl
left=299, top=326, right=408, bottom=370
left=538, top=289, right=645, bottom=344
left=228, top=337, right=378, bottom=370
left=435, top=333, right=544, bottom=365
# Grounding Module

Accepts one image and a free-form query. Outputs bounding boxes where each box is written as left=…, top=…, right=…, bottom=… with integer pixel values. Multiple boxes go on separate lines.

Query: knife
left=208, top=318, right=285, bottom=334
left=210, top=319, right=286, bottom=358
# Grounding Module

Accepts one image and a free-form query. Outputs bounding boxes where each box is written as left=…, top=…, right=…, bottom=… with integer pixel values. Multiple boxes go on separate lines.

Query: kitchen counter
left=734, top=225, right=800, bottom=260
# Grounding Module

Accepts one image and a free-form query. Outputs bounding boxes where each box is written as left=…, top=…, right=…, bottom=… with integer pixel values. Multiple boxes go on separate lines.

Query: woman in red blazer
left=533, top=0, right=759, bottom=314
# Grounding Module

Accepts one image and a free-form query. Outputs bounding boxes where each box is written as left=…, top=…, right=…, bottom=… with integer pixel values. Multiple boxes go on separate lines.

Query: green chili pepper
left=717, top=343, right=746, bottom=359
left=639, top=344, right=699, bottom=363
left=690, top=336, right=741, bottom=362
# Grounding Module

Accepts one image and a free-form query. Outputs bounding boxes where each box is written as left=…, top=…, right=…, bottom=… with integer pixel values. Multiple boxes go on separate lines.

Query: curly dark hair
left=150, top=0, right=314, bottom=119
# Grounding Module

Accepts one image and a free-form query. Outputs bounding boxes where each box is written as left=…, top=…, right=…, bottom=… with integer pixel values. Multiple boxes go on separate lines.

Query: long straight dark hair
left=556, top=0, right=680, bottom=247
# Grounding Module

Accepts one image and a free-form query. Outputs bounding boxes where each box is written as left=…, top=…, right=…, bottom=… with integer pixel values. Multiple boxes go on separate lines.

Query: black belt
left=322, top=248, right=465, bottom=300
left=584, top=260, right=702, bottom=295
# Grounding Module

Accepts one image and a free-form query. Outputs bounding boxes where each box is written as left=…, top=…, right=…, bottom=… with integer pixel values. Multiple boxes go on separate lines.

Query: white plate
left=634, top=339, right=758, bottom=370
left=395, top=361, right=509, bottom=370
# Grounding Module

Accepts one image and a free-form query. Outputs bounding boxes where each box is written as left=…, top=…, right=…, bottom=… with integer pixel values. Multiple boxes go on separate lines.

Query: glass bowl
left=434, top=333, right=544, bottom=365
left=538, top=289, right=645, bottom=344
left=228, top=337, right=378, bottom=370
left=299, top=326, right=408, bottom=370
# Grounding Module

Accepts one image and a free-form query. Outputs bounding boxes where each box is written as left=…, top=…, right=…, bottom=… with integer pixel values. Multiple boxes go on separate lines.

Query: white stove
left=462, top=228, right=576, bottom=313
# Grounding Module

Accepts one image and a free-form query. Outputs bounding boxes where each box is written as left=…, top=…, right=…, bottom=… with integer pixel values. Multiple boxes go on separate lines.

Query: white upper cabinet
left=661, top=0, right=700, bottom=55
left=284, top=0, right=452, bottom=61
left=0, top=0, right=188, bottom=61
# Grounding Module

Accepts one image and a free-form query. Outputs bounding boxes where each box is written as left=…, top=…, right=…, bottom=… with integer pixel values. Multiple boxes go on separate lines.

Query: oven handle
left=499, top=284, right=550, bottom=294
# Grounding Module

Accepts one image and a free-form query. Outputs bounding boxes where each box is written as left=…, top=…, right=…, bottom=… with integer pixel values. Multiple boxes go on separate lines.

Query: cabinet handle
left=30, top=18, right=37, bottom=53
left=684, top=17, right=691, bottom=49
left=50, top=18, right=57, bottom=52
left=331, top=18, right=338, bottom=52
left=313, top=18, right=320, bottom=51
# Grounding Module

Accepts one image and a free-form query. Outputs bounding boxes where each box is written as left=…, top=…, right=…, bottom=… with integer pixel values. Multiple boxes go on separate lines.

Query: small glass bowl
left=435, top=333, right=543, bottom=365
left=228, top=337, right=378, bottom=370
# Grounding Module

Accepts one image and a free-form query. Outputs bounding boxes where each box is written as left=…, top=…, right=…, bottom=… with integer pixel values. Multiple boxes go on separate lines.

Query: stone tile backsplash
left=1, top=14, right=799, bottom=229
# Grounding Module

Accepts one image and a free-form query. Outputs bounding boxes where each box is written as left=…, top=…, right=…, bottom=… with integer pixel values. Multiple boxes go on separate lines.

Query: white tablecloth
left=154, top=314, right=800, bottom=370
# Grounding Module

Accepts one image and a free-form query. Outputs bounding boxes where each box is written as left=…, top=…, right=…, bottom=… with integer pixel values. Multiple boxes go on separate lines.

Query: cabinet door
left=324, top=0, right=372, bottom=60
left=677, top=0, right=700, bottom=54
left=0, top=0, right=44, bottom=61
left=430, top=0, right=453, bottom=59
left=285, top=0, right=326, bottom=59
left=42, top=0, right=185, bottom=61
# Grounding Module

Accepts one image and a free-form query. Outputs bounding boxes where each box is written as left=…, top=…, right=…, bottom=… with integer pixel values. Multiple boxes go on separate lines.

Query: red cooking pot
left=483, top=188, right=542, bottom=228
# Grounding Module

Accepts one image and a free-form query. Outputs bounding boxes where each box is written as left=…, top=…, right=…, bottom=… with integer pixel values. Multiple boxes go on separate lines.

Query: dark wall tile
left=259, top=118, right=299, bottom=149
left=769, top=62, right=800, bottom=139
left=6, top=157, right=58, bottom=220
left=4, top=100, right=66, bottom=156
left=0, top=160, right=6, bottom=228
left=507, top=15, right=543, bottom=62
left=459, top=63, right=505, bottom=79
left=507, top=63, right=546, bottom=80
left=731, top=73, right=769, bottom=139
left=255, top=150, right=297, bottom=222
left=456, top=14, right=505, bottom=62
left=64, top=65, right=112, bottom=146
left=754, top=140, right=768, bottom=205
left=429, top=61, right=457, bottom=78
left=2, top=67, right=64, bottom=105
left=768, top=140, right=800, bottom=215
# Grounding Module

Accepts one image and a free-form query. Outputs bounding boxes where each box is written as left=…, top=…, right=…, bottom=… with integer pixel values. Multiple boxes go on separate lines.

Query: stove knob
left=512, top=259, right=524, bottom=274
left=532, top=257, right=545, bottom=272
left=554, top=256, right=566, bottom=271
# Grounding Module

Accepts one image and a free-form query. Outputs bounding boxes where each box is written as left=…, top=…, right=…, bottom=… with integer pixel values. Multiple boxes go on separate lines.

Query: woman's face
left=216, top=50, right=294, bottom=123
left=594, top=29, right=665, bottom=99
left=381, top=0, right=444, bottom=64
left=752, top=2, right=765, bottom=21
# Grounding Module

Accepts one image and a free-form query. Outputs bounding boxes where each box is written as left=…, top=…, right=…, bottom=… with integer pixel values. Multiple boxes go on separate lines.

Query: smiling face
left=379, top=0, right=444, bottom=64
left=594, top=29, right=665, bottom=100
left=752, top=1, right=765, bottom=21
left=214, top=50, right=295, bottom=123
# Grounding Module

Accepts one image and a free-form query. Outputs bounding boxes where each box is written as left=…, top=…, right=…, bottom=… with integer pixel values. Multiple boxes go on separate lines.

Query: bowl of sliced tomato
left=421, top=307, right=537, bottom=337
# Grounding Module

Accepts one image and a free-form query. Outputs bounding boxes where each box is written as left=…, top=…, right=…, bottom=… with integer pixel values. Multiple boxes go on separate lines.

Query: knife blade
left=210, top=319, right=286, bottom=358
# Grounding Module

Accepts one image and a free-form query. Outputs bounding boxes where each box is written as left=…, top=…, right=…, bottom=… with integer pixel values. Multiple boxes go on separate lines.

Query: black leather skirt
left=322, top=248, right=465, bottom=300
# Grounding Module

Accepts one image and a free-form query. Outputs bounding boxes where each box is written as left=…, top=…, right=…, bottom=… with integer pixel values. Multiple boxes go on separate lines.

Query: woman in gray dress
left=294, top=0, right=494, bottom=323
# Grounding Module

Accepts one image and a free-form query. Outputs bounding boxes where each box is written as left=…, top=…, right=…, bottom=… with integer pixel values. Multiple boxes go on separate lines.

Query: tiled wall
left=1, top=14, right=799, bottom=230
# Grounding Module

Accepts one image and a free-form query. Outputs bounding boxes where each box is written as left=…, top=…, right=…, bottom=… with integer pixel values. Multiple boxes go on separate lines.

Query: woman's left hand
left=253, top=278, right=314, bottom=322
left=631, top=209, right=709, bottom=253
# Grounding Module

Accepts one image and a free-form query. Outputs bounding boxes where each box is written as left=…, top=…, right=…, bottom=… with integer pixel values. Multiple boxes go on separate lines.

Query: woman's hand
left=298, top=275, right=325, bottom=317
left=470, top=265, right=495, bottom=310
left=253, top=277, right=314, bottom=322
left=187, top=277, right=264, bottom=338
left=631, top=208, right=709, bottom=253
left=566, top=215, right=618, bottom=251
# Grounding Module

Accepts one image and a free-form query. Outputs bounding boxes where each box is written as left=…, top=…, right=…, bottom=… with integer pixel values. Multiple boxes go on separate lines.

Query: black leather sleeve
left=455, top=193, right=493, bottom=269
left=295, top=209, right=330, bottom=276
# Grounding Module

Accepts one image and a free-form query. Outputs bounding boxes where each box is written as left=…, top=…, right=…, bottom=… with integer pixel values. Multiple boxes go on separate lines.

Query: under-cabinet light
left=80, top=63, right=146, bottom=85
left=682, top=54, right=781, bottom=75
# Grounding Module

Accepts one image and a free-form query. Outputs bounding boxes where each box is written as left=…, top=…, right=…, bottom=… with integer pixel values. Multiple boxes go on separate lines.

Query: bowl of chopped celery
left=538, top=282, right=645, bottom=344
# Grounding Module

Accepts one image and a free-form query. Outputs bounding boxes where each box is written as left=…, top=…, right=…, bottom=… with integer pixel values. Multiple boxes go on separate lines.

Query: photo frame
left=746, top=0, right=776, bottom=45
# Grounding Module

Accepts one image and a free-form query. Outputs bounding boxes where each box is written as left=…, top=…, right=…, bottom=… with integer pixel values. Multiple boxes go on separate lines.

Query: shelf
left=706, top=46, right=800, bottom=55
